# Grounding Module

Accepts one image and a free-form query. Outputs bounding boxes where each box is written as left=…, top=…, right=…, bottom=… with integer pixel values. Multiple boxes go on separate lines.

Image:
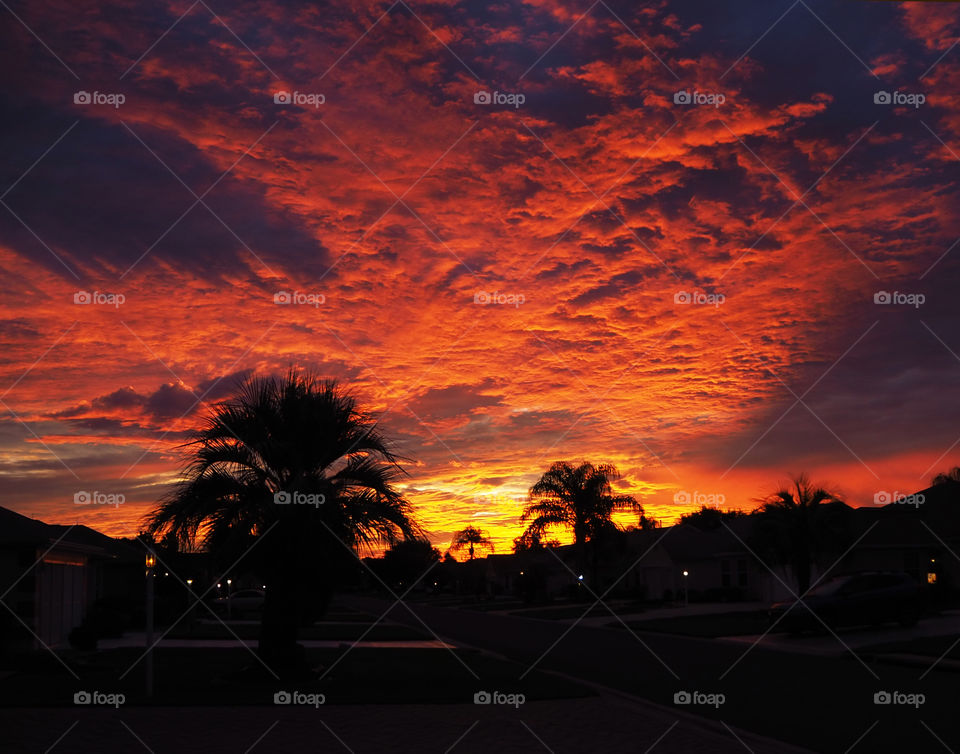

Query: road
left=345, top=596, right=959, bottom=754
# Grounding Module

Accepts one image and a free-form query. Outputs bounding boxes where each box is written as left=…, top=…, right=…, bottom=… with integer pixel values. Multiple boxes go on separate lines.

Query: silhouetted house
left=616, top=521, right=774, bottom=601
left=474, top=484, right=960, bottom=605
left=836, top=484, right=960, bottom=599
left=0, top=507, right=142, bottom=651
left=484, top=550, right=570, bottom=598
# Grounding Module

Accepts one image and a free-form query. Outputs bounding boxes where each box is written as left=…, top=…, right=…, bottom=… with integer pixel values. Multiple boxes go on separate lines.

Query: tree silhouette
left=147, top=369, right=421, bottom=668
left=679, top=505, right=747, bottom=531
left=752, top=473, right=848, bottom=594
left=932, top=466, right=960, bottom=486
left=448, top=526, right=494, bottom=560
left=512, top=529, right=559, bottom=553
left=520, top=461, right=641, bottom=580
left=380, top=539, right=441, bottom=589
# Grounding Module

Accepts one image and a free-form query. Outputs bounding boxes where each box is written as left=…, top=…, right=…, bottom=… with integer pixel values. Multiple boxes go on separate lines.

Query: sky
left=0, top=0, right=959, bottom=555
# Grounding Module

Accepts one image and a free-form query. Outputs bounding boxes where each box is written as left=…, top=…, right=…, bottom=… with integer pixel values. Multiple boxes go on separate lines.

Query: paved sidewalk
left=2, top=696, right=810, bottom=753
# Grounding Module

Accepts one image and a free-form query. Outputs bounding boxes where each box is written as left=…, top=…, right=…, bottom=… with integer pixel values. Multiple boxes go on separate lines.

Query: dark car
left=769, top=572, right=924, bottom=632
left=213, top=589, right=266, bottom=618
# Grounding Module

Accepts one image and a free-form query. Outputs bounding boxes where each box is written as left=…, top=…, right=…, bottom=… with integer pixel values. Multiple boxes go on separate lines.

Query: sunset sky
left=1, top=0, right=959, bottom=554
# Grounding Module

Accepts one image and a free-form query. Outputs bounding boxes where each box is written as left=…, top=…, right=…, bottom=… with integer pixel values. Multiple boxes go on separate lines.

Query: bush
left=85, top=603, right=130, bottom=638
left=68, top=625, right=97, bottom=651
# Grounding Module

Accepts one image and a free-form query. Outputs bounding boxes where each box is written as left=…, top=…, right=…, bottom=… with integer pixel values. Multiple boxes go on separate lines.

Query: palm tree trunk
left=794, top=555, right=811, bottom=595
left=574, top=524, right=587, bottom=597
left=590, top=541, right=599, bottom=592
left=258, top=563, right=304, bottom=671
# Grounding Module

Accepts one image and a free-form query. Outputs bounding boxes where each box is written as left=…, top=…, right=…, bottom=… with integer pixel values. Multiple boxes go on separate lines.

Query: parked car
left=769, top=572, right=924, bottom=632
left=213, top=589, right=266, bottom=618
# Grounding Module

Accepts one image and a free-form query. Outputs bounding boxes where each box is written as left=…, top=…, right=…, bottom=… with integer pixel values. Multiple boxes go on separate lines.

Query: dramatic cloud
left=0, top=0, right=958, bottom=552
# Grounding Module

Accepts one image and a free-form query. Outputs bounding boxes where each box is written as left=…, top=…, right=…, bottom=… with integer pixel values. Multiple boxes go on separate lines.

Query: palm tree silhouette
left=448, top=526, right=494, bottom=560
left=753, top=473, right=847, bottom=594
left=147, top=369, right=421, bottom=667
left=520, top=461, right=641, bottom=581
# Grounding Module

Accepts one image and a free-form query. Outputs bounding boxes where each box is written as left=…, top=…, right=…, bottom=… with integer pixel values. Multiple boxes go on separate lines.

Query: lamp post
left=186, top=579, right=195, bottom=631
left=145, top=551, right=156, bottom=697
left=682, top=570, right=689, bottom=607
left=227, top=579, right=233, bottom=620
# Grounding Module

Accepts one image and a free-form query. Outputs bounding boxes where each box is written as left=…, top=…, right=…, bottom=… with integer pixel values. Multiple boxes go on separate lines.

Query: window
left=737, top=558, right=749, bottom=587
left=904, top=551, right=920, bottom=578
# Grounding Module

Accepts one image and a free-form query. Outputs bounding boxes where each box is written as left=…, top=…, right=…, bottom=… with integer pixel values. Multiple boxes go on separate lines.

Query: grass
left=0, top=646, right=594, bottom=707
left=507, top=601, right=647, bottom=620
left=612, top=610, right=770, bottom=637
left=165, top=621, right=429, bottom=641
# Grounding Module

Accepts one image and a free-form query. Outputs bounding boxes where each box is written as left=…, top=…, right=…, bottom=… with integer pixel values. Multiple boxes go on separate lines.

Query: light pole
left=145, top=551, right=156, bottom=697
left=186, top=579, right=195, bottom=631
left=227, top=579, right=233, bottom=620
left=682, top=570, right=689, bottom=607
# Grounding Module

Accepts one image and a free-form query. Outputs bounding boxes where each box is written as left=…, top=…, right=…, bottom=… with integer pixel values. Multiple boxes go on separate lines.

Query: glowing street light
left=682, top=570, right=689, bottom=606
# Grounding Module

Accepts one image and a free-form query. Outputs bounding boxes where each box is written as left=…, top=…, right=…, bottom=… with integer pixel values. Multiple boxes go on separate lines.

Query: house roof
left=0, top=506, right=142, bottom=562
left=0, top=506, right=56, bottom=546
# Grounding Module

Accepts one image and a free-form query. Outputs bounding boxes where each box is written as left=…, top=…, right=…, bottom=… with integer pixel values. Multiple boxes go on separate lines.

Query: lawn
left=507, top=601, right=647, bottom=620
left=0, top=646, right=594, bottom=707
left=611, top=609, right=770, bottom=637
left=165, top=620, right=429, bottom=641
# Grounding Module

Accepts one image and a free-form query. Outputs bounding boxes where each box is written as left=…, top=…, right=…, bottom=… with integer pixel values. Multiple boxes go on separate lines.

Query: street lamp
left=682, top=570, right=689, bottom=607
left=185, top=579, right=195, bottom=631
left=145, top=551, right=156, bottom=697
left=226, top=579, right=233, bottom=620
